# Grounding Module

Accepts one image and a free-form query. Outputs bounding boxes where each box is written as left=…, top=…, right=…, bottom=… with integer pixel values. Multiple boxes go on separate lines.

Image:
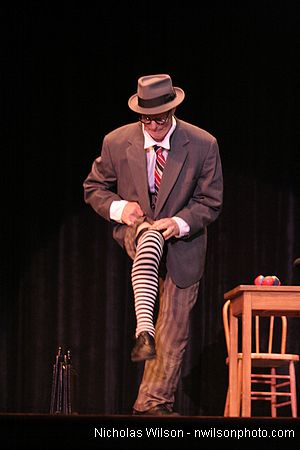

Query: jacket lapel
left=127, top=139, right=153, bottom=217
left=155, top=130, right=189, bottom=216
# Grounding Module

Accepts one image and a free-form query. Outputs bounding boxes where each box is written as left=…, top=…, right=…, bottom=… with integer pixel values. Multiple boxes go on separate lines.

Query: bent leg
left=131, top=229, right=164, bottom=338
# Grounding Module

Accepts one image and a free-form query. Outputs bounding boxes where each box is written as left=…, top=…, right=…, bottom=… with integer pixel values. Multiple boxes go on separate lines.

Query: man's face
left=139, top=111, right=173, bottom=141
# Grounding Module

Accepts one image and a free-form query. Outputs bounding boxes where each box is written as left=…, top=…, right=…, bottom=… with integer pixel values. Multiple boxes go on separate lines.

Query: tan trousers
left=133, top=273, right=200, bottom=412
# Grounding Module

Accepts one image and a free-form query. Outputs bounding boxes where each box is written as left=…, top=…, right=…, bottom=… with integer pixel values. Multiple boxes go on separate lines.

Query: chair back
left=222, top=299, right=288, bottom=355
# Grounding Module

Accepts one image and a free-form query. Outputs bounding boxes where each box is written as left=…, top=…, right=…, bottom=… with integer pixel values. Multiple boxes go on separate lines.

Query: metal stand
left=50, top=347, right=76, bottom=414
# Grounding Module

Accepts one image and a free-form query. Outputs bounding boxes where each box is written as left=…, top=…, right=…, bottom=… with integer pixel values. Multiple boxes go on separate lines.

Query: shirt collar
left=142, top=116, right=177, bottom=150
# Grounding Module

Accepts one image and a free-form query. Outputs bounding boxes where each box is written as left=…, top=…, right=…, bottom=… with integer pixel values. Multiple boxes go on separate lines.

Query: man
left=83, top=74, right=223, bottom=415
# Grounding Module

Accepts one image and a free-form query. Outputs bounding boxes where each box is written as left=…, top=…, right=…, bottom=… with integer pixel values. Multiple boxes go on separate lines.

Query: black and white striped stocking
left=131, top=229, right=165, bottom=338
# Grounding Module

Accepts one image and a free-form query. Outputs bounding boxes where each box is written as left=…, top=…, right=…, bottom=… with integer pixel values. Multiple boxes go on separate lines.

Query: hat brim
left=128, top=87, right=185, bottom=115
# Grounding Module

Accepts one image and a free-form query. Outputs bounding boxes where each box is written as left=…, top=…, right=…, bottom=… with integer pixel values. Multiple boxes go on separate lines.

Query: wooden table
left=224, top=285, right=300, bottom=417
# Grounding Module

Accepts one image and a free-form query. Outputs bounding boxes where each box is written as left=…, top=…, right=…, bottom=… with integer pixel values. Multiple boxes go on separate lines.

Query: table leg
left=229, top=305, right=239, bottom=416
left=241, top=294, right=252, bottom=417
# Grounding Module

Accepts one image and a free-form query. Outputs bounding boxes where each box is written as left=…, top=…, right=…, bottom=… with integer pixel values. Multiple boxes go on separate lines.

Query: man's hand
left=121, top=202, right=144, bottom=226
left=150, top=218, right=179, bottom=240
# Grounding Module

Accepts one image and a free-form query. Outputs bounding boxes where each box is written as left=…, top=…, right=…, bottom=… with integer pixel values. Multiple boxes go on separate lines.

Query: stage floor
left=1, top=413, right=299, bottom=449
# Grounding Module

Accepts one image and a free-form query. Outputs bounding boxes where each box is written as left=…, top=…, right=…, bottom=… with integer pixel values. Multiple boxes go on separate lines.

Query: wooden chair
left=222, top=299, right=299, bottom=417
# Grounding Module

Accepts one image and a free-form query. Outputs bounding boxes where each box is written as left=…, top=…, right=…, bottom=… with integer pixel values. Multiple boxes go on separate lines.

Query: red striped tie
left=154, top=145, right=166, bottom=199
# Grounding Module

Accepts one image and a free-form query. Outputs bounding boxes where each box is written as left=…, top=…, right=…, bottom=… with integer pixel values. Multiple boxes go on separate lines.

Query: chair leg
left=224, top=388, right=229, bottom=417
left=270, top=367, right=277, bottom=417
left=289, top=361, right=297, bottom=418
left=237, top=359, right=242, bottom=416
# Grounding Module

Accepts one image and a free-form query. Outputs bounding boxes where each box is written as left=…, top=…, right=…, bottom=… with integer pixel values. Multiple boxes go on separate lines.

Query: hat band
left=138, top=91, right=176, bottom=109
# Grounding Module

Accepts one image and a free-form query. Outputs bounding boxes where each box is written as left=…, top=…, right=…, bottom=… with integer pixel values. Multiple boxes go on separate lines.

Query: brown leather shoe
left=133, top=404, right=180, bottom=416
left=131, top=331, right=156, bottom=362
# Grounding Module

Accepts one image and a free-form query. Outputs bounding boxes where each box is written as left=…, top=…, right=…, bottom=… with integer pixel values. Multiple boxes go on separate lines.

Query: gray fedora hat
left=128, top=74, right=185, bottom=115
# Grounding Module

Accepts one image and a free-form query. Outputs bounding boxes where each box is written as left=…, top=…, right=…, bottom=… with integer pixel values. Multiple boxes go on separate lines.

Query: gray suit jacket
left=83, top=118, right=223, bottom=288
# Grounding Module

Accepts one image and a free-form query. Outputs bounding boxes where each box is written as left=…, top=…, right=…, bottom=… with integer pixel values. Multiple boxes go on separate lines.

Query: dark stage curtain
left=2, top=2, right=300, bottom=416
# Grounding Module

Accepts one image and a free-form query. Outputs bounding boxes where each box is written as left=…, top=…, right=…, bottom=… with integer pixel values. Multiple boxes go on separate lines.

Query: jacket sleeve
left=175, top=137, right=223, bottom=237
left=83, top=139, right=123, bottom=222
